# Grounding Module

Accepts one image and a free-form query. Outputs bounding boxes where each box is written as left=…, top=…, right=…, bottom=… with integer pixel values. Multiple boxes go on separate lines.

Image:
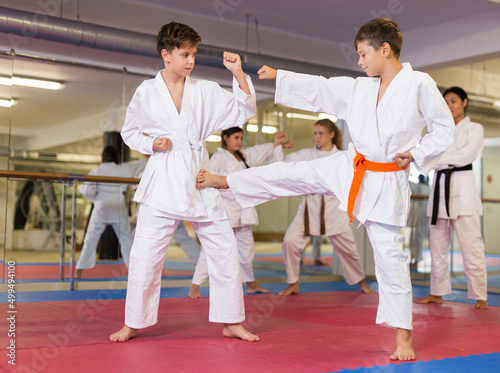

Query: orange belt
left=347, top=151, right=409, bottom=223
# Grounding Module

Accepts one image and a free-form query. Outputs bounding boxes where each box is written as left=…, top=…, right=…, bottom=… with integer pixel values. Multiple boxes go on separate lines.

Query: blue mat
left=3, top=281, right=500, bottom=306
left=337, top=352, right=500, bottom=373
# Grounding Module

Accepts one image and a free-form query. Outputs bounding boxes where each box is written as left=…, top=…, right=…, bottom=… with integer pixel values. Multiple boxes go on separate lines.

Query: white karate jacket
left=426, top=117, right=484, bottom=219
left=121, top=71, right=256, bottom=221
left=270, top=63, right=454, bottom=226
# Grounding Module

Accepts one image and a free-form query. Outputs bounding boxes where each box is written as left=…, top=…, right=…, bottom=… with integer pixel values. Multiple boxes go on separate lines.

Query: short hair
left=354, top=18, right=403, bottom=59
left=314, top=119, right=343, bottom=150
left=443, top=86, right=468, bottom=113
left=101, top=145, right=120, bottom=164
left=156, top=22, right=201, bottom=56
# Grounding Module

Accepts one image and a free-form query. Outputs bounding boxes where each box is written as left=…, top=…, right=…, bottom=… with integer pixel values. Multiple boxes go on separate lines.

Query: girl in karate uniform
left=76, top=146, right=147, bottom=278
left=278, top=119, right=374, bottom=295
left=189, top=127, right=291, bottom=297
left=110, top=22, right=259, bottom=343
left=196, top=18, right=455, bottom=360
left=417, top=86, right=488, bottom=309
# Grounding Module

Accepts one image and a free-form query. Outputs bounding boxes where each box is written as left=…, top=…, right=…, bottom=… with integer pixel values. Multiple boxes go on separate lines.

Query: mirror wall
left=0, top=49, right=499, bottom=295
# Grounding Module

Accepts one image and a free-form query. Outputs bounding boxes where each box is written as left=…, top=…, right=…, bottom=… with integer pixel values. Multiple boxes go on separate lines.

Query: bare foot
left=475, top=300, right=489, bottom=309
left=246, top=281, right=272, bottom=294
left=196, top=169, right=228, bottom=190
left=358, top=278, right=376, bottom=294
left=390, top=328, right=415, bottom=361
left=278, top=282, right=299, bottom=295
left=109, top=326, right=138, bottom=342
left=189, top=284, right=202, bottom=298
left=75, top=269, right=83, bottom=279
left=223, top=323, right=260, bottom=342
left=415, top=294, right=443, bottom=304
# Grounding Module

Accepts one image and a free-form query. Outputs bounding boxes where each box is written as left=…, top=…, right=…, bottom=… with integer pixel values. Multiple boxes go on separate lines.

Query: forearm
left=232, top=69, right=251, bottom=95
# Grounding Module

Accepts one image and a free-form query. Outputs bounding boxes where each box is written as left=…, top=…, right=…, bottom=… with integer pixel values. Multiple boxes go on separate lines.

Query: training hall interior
left=0, top=1, right=499, bottom=372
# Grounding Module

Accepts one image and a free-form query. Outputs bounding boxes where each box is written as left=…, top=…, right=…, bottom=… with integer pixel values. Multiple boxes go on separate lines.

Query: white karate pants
left=192, top=225, right=256, bottom=285
left=76, top=214, right=133, bottom=269
left=125, top=204, right=244, bottom=328
left=282, top=212, right=365, bottom=285
left=171, top=221, right=201, bottom=266
left=429, top=215, right=487, bottom=300
left=365, top=220, right=413, bottom=330
left=228, top=161, right=412, bottom=330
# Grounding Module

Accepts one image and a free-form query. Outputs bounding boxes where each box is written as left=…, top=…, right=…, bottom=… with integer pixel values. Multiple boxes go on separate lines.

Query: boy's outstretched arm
left=223, top=51, right=251, bottom=95
left=257, top=65, right=277, bottom=80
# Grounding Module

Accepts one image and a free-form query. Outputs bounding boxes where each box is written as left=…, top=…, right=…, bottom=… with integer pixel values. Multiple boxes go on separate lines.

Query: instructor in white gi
left=417, top=86, right=488, bottom=309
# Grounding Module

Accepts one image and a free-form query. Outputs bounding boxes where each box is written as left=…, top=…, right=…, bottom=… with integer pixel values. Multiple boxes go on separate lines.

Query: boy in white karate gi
left=196, top=18, right=455, bottom=360
left=110, top=22, right=259, bottom=343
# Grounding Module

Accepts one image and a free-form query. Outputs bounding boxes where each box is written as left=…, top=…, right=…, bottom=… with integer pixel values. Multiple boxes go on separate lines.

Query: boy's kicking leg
left=365, top=220, right=415, bottom=361
left=192, top=219, right=259, bottom=342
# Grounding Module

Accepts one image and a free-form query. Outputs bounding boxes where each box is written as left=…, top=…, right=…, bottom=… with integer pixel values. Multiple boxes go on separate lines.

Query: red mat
left=256, top=256, right=333, bottom=267
left=3, top=263, right=194, bottom=280
left=2, top=292, right=499, bottom=373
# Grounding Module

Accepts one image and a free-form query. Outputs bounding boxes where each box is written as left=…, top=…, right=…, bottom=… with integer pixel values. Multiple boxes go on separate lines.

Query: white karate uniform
left=426, top=117, right=487, bottom=300
left=121, top=71, right=256, bottom=327
left=172, top=221, right=201, bottom=266
left=192, top=143, right=283, bottom=285
left=280, top=147, right=365, bottom=285
left=226, top=64, right=454, bottom=330
left=76, top=159, right=147, bottom=269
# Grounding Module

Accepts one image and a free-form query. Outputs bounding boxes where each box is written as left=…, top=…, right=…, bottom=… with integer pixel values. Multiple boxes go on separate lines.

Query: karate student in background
left=189, top=127, right=292, bottom=298
left=196, top=18, right=455, bottom=360
left=416, top=86, right=488, bottom=309
left=278, top=119, right=374, bottom=296
left=110, top=21, right=258, bottom=343
left=75, top=145, right=147, bottom=278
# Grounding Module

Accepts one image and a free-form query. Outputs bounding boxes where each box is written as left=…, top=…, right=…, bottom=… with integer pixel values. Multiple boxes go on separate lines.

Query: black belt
left=430, top=164, right=472, bottom=225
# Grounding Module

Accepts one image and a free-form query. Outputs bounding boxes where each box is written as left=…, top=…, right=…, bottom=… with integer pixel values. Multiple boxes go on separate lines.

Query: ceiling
left=0, top=0, right=499, bottom=169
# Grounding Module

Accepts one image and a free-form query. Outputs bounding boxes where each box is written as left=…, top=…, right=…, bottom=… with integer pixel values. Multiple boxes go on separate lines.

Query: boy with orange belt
left=196, top=18, right=455, bottom=360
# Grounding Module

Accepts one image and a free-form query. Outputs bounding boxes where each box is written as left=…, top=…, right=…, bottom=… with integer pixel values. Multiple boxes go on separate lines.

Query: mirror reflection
left=0, top=48, right=498, bottom=300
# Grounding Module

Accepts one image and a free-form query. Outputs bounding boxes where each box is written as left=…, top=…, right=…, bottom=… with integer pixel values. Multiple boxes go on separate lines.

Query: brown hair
left=221, top=127, right=249, bottom=168
left=353, top=18, right=403, bottom=59
left=101, top=145, right=120, bottom=164
left=315, top=119, right=343, bottom=150
left=156, top=22, right=201, bottom=56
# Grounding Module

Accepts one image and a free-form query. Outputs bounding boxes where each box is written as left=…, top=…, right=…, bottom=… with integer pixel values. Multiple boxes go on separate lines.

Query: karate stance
left=278, top=119, right=374, bottom=295
left=196, top=18, right=455, bottom=360
left=416, top=86, right=488, bottom=309
left=189, top=127, right=291, bottom=298
left=110, top=22, right=259, bottom=343
left=76, top=146, right=147, bottom=278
